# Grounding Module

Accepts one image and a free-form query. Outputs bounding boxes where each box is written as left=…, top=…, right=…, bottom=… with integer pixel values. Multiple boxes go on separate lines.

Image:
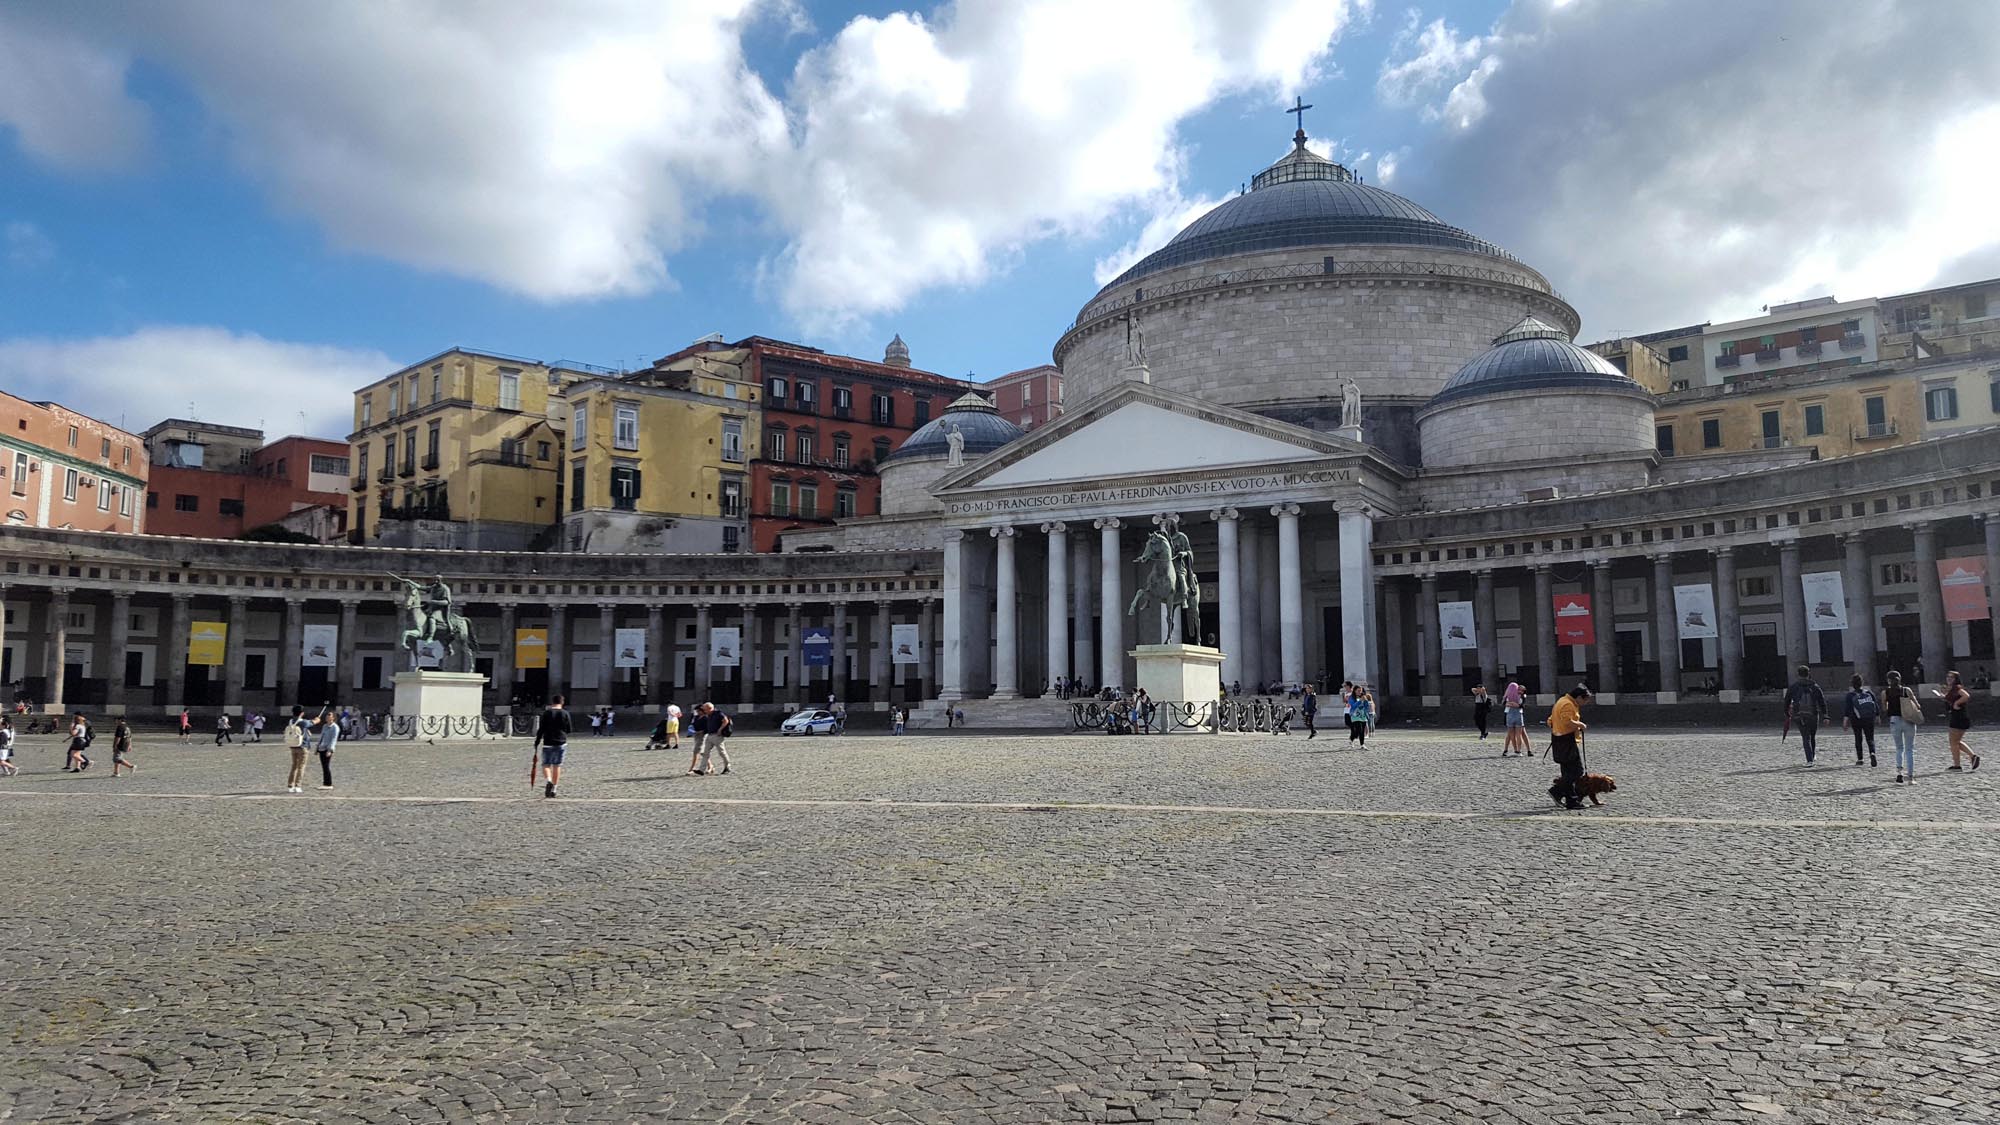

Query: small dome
left=883, top=392, right=1024, bottom=465
left=1429, top=316, right=1650, bottom=407
left=883, top=334, right=911, bottom=368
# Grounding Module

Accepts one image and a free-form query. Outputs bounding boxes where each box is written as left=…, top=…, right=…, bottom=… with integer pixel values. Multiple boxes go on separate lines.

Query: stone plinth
left=1131, top=643, right=1223, bottom=734
left=391, top=671, right=490, bottom=740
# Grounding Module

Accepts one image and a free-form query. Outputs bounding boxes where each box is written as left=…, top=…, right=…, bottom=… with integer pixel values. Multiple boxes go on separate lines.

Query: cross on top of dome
left=1251, top=97, right=1354, bottom=190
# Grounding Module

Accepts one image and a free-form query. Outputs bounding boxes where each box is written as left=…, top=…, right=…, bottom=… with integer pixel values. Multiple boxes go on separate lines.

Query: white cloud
left=4, top=221, right=55, bottom=269
left=0, top=11, right=150, bottom=172
left=1377, top=14, right=1491, bottom=107
left=1093, top=191, right=1227, bottom=286
left=0, top=327, right=388, bottom=439
left=767, top=0, right=1362, bottom=324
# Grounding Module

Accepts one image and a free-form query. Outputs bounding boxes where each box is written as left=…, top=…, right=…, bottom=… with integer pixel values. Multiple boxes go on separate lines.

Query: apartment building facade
left=984, top=364, right=1063, bottom=430
left=142, top=420, right=349, bottom=541
left=0, top=391, right=146, bottom=534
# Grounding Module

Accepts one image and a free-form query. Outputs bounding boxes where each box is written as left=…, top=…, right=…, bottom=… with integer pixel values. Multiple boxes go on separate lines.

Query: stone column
left=785, top=603, right=804, bottom=700
left=495, top=604, right=518, bottom=705
left=1841, top=533, right=1874, bottom=683
left=1533, top=564, right=1557, bottom=697
left=1069, top=534, right=1094, bottom=689
left=693, top=603, right=712, bottom=698
left=919, top=597, right=937, bottom=699
left=168, top=593, right=193, bottom=708
left=1258, top=525, right=1282, bottom=688
left=872, top=600, right=892, bottom=701
left=1381, top=577, right=1405, bottom=699
left=1042, top=522, right=1068, bottom=694
left=990, top=526, right=1019, bottom=698
left=740, top=605, right=757, bottom=707
left=1473, top=569, right=1497, bottom=690
left=1235, top=517, right=1262, bottom=690
left=46, top=587, right=69, bottom=710
left=941, top=532, right=966, bottom=701
left=1777, top=539, right=1807, bottom=676
left=275, top=596, right=303, bottom=709
left=337, top=599, right=359, bottom=698
left=832, top=602, right=850, bottom=703
left=1912, top=522, right=1947, bottom=684
left=1096, top=518, right=1122, bottom=691
left=1986, top=516, right=2000, bottom=646
left=1420, top=573, right=1442, bottom=702
left=1715, top=548, right=1742, bottom=693
left=1652, top=555, right=1679, bottom=699
left=223, top=595, right=248, bottom=711
left=646, top=604, right=666, bottom=704
left=1213, top=508, right=1241, bottom=686
left=1338, top=508, right=1374, bottom=685
left=1590, top=562, right=1615, bottom=695
left=107, top=592, right=132, bottom=714
left=547, top=603, right=568, bottom=701
left=1273, top=503, right=1303, bottom=689
left=597, top=604, right=616, bottom=705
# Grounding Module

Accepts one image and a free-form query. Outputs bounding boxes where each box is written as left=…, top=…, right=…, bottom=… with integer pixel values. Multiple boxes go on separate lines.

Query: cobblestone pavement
left=2, top=724, right=1997, bottom=1123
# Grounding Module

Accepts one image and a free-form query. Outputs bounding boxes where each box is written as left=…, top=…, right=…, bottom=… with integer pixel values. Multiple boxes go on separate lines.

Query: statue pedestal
left=1130, top=643, right=1223, bottom=733
left=391, top=671, right=491, bottom=740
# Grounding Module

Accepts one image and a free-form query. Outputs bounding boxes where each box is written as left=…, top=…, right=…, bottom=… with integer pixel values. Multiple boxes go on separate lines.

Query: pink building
left=984, top=365, right=1062, bottom=430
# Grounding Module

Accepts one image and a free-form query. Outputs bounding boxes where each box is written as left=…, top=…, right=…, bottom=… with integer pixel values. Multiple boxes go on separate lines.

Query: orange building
left=141, top=421, right=350, bottom=541
left=984, top=364, right=1063, bottom=430
left=0, top=391, right=147, bottom=533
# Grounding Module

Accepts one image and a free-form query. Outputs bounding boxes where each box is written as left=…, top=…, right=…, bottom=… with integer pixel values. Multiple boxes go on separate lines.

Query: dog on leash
left=1548, top=772, right=1618, bottom=807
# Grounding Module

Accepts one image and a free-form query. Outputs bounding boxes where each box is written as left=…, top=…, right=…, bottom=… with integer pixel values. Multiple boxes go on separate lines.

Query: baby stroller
left=644, top=719, right=671, bottom=751
left=1270, top=706, right=1296, bottom=736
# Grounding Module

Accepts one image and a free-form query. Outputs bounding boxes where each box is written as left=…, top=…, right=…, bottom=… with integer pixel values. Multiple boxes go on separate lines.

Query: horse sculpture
left=393, top=576, right=480, bottom=673
left=1128, top=527, right=1198, bottom=643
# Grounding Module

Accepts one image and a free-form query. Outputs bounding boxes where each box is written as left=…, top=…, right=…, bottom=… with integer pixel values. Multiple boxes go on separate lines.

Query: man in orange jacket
left=1547, top=684, right=1592, bottom=809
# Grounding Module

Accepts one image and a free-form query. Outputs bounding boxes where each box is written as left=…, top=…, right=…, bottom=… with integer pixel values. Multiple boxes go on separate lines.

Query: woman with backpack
left=1842, top=674, right=1879, bottom=768
left=1936, top=670, right=1979, bottom=771
left=65, top=713, right=92, bottom=772
left=1884, top=670, right=1921, bottom=785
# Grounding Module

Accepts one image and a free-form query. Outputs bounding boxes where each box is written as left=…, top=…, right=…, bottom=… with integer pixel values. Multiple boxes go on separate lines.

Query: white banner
left=891, top=622, right=920, bottom=665
left=613, top=627, right=647, bottom=669
left=708, top=626, right=741, bottom=668
left=416, top=639, right=444, bottom=668
left=301, top=623, right=338, bottom=667
left=1438, top=600, right=1477, bottom=650
left=1801, top=570, right=1848, bottom=632
left=1672, top=584, right=1718, bottom=640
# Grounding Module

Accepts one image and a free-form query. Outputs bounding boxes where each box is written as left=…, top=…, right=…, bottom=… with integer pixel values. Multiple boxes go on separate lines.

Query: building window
left=119, top=487, right=132, bottom=517
left=613, top=403, right=639, bottom=450
left=609, top=465, right=641, bottom=511
left=67, top=425, right=77, bottom=448
left=100, top=437, right=111, bottom=459
left=1701, top=418, right=1721, bottom=449
left=10, top=452, right=25, bottom=497
left=1803, top=404, right=1826, bottom=436
left=174, top=494, right=198, bottom=512
left=403, top=429, right=417, bottom=471
left=796, top=381, right=816, bottom=412
left=768, top=376, right=788, bottom=401
left=1760, top=409, right=1781, bottom=448
left=361, top=395, right=372, bottom=427
left=1667, top=344, right=1689, bottom=362
left=1655, top=425, right=1675, bottom=457
left=721, top=525, right=740, bottom=553
left=431, top=365, right=443, bottom=402
left=571, top=404, right=587, bottom=450
left=914, top=398, right=931, bottom=426
left=1926, top=385, right=1959, bottom=422
left=796, top=431, right=814, bottom=465
left=98, top=484, right=111, bottom=512
left=309, top=453, right=348, bottom=475
left=835, top=487, right=855, bottom=518
left=770, top=482, right=791, bottom=517
left=382, top=438, right=395, bottom=477
left=1798, top=325, right=1818, bottom=344
left=425, top=421, right=441, bottom=468
left=872, top=393, right=894, bottom=426
left=721, top=419, right=744, bottom=463
left=1021, top=384, right=1033, bottom=405
left=1968, top=292, right=1990, bottom=319
left=537, top=440, right=551, bottom=461
left=218, top=497, right=245, bottom=517
left=570, top=461, right=585, bottom=512
left=872, top=437, right=891, bottom=464
left=63, top=467, right=77, bottom=500
left=1739, top=575, right=1772, bottom=598
left=798, top=481, right=819, bottom=517
left=720, top=478, right=743, bottom=518
left=498, top=369, right=521, bottom=411
left=765, top=428, right=786, bottom=462
left=1989, top=372, right=2000, bottom=415
left=1880, top=562, right=1915, bottom=586
left=832, top=435, right=850, bottom=468
left=388, top=383, right=400, bottom=416
left=833, top=387, right=852, bottom=418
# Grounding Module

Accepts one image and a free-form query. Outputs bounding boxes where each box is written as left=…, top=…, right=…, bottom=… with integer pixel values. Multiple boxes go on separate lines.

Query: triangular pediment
left=939, top=380, right=1363, bottom=494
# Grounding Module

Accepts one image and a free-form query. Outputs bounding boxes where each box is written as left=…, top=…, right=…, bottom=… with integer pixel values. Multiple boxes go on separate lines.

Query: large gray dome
left=883, top=392, right=1025, bottom=466
left=1430, top=316, right=1651, bottom=407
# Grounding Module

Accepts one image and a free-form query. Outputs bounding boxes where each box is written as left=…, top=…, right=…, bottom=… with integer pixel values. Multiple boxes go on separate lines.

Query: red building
left=984, top=364, right=1063, bottom=430
left=726, top=334, right=972, bottom=552
left=141, top=420, right=351, bottom=541
left=0, top=391, right=147, bottom=533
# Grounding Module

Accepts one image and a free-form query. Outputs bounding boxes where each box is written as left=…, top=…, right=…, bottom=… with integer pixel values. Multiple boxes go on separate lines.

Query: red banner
left=1553, top=593, right=1595, bottom=646
left=1939, top=557, right=1990, bottom=622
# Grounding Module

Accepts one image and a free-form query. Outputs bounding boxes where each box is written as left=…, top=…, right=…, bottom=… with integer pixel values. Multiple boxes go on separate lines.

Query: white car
left=781, top=708, right=840, bottom=736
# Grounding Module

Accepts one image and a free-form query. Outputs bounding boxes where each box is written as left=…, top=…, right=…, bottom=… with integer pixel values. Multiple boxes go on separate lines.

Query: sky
left=2, top=0, right=1997, bottom=440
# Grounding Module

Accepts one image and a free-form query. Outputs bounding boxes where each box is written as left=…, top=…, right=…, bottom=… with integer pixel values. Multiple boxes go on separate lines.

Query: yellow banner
left=188, top=621, right=228, bottom=666
left=514, top=628, right=549, bottom=669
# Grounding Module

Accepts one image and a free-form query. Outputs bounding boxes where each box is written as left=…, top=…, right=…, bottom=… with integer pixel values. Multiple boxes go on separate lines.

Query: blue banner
left=803, top=626, right=833, bottom=667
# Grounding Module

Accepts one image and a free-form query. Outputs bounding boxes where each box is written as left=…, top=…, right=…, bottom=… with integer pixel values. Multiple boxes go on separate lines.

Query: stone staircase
left=905, top=698, right=1076, bottom=731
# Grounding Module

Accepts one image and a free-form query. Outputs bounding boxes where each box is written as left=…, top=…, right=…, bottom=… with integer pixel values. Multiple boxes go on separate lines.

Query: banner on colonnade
left=514, top=628, right=548, bottom=669
left=301, top=624, right=337, bottom=667
left=613, top=628, right=647, bottom=668
left=1437, top=600, right=1477, bottom=650
left=1939, top=557, right=1990, bottom=621
left=1800, top=571, right=1847, bottom=631
left=709, top=627, right=741, bottom=668
left=1672, top=584, right=1717, bottom=640
left=891, top=623, right=920, bottom=665
left=1552, top=593, right=1594, bottom=646
left=802, top=627, right=832, bottom=667
left=188, top=621, right=227, bottom=666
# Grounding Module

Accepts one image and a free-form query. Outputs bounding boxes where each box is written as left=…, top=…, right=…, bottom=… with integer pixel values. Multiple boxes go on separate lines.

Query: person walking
left=1783, top=665, right=1827, bottom=765
left=1937, top=670, right=1979, bottom=771
left=532, top=694, right=572, bottom=797
left=1885, top=670, right=1921, bottom=785
left=282, top=706, right=309, bottom=792
left=178, top=708, right=191, bottom=744
left=248, top=711, right=265, bottom=743
left=0, top=715, right=15, bottom=776
left=691, top=702, right=732, bottom=776
left=110, top=718, right=134, bottom=776
left=66, top=713, right=92, bottom=772
left=665, top=703, right=682, bottom=750
left=1472, top=685, right=1493, bottom=741
left=1841, top=674, right=1879, bottom=767
left=1301, top=686, right=1318, bottom=739
left=313, top=707, right=340, bottom=790
left=1547, top=684, right=1591, bottom=809
left=1501, top=679, right=1531, bottom=757
left=891, top=706, right=906, bottom=735
left=215, top=712, right=233, bottom=746
left=1348, top=686, right=1373, bottom=747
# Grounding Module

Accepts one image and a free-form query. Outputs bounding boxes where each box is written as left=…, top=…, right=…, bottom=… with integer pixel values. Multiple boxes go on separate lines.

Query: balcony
left=398, top=462, right=416, bottom=478
left=1794, top=340, right=1823, bottom=358
left=469, top=449, right=531, bottom=468
left=421, top=454, right=440, bottom=472
left=350, top=475, right=368, bottom=492
left=1715, top=353, right=1741, bottom=369
left=1754, top=347, right=1782, bottom=363
left=1760, top=435, right=1784, bottom=450
left=1853, top=421, right=1899, bottom=440
left=377, top=466, right=394, bottom=483
left=1840, top=332, right=1866, bottom=351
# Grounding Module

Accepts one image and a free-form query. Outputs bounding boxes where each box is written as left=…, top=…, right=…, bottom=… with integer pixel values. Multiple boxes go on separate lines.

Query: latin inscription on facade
left=945, top=469, right=1355, bottom=515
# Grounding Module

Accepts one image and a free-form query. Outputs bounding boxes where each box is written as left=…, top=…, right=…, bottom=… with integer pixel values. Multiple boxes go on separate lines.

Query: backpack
left=82, top=725, right=95, bottom=748
left=285, top=720, right=306, bottom=749
left=1853, top=689, right=1880, bottom=722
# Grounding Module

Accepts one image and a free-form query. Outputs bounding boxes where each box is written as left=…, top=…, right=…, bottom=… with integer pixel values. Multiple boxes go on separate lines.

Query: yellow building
left=1653, top=361, right=1924, bottom=463
left=1911, top=353, right=2000, bottom=436
left=1878, top=276, right=2000, bottom=362
left=347, top=349, right=599, bottom=550
left=561, top=358, right=761, bottom=553
left=1583, top=337, right=1674, bottom=394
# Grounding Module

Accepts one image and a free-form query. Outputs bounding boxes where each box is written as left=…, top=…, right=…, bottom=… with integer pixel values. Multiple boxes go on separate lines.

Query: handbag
left=1898, top=688, right=1924, bottom=725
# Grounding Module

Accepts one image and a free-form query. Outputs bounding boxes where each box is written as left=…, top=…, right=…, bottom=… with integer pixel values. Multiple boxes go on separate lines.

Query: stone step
left=905, top=698, right=1076, bottom=730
